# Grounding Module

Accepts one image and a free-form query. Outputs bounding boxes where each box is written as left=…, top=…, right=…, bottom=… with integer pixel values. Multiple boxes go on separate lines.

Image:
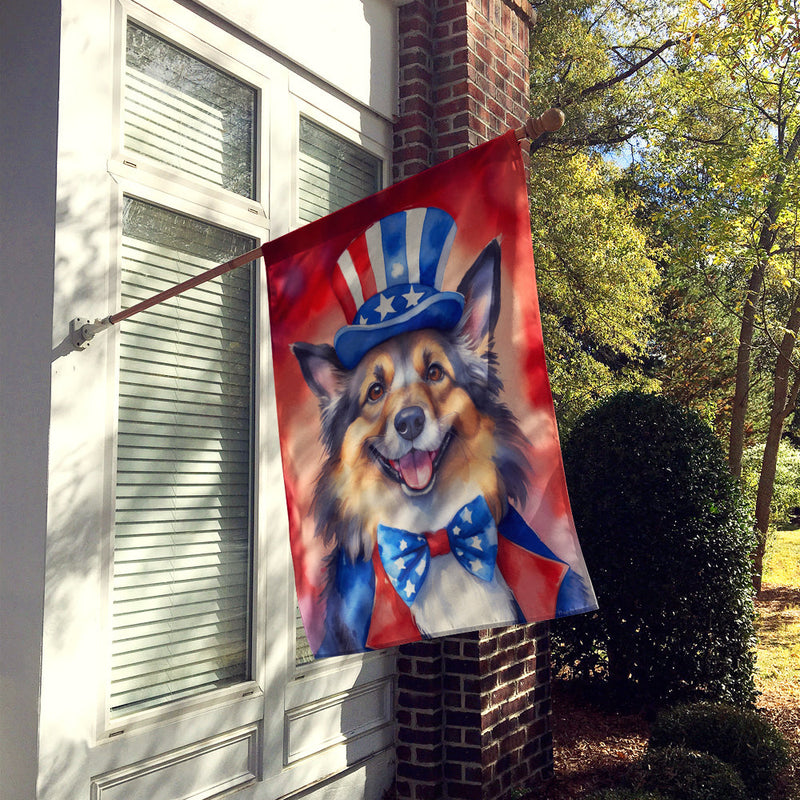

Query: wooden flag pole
left=69, top=245, right=264, bottom=349
left=109, top=245, right=264, bottom=325
left=70, top=110, right=563, bottom=349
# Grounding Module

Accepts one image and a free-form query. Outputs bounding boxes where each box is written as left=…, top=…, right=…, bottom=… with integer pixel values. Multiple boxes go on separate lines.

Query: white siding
left=24, top=1, right=398, bottom=799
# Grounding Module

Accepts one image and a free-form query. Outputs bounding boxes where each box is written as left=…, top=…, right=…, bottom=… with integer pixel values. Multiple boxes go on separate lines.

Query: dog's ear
left=291, top=342, right=345, bottom=403
left=457, top=238, right=501, bottom=350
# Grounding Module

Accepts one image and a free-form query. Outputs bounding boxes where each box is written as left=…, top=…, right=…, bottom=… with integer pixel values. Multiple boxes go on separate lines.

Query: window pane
left=125, top=23, right=256, bottom=198
left=111, top=197, right=255, bottom=715
left=298, top=117, right=381, bottom=223
left=295, top=119, right=382, bottom=665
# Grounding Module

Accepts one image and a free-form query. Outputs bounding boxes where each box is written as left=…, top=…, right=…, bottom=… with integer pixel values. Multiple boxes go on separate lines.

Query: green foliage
left=632, top=0, right=800, bottom=458
left=649, top=702, right=790, bottom=799
left=529, top=0, right=680, bottom=154
left=741, top=440, right=800, bottom=526
left=530, top=153, right=660, bottom=431
left=632, top=746, right=748, bottom=800
left=554, top=391, right=757, bottom=707
left=527, top=0, right=669, bottom=433
left=647, top=267, right=743, bottom=440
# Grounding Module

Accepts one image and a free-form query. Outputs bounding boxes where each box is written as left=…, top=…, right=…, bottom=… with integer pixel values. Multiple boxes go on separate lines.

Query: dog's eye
left=367, top=382, right=385, bottom=402
left=426, top=363, right=445, bottom=382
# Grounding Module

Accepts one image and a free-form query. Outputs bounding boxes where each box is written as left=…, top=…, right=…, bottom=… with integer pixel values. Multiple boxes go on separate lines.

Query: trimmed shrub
left=633, top=746, right=748, bottom=800
left=554, top=391, right=757, bottom=707
left=649, top=701, right=790, bottom=799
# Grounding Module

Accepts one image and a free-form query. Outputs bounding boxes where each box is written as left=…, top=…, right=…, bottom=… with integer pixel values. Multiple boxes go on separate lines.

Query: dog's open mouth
left=372, top=429, right=454, bottom=493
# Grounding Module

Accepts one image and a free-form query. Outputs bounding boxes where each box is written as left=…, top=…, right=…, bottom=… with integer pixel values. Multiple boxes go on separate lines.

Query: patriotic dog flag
left=264, top=131, right=597, bottom=657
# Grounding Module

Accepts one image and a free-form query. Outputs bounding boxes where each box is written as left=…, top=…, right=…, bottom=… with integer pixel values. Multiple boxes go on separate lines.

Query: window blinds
left=298, top=117, right=381, bottom=224
left=294, top=118, right=382, bottom=665
left=125, top=23, right=256, bottom=199
left=111, top=198, right=255, bottom=715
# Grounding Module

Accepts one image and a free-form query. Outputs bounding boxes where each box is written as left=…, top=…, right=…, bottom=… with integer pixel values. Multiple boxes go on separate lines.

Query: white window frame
left=256, top=77, right=398, bottom=796
left=101, top=1, right=272, bottom=741
left=79, top=0, right=397, bottom=793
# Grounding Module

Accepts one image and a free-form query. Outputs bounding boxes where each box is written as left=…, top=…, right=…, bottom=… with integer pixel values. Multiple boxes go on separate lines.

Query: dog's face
left=292, top=238, right=528, bottom=558
left=334, top=327, right=504, bottom=526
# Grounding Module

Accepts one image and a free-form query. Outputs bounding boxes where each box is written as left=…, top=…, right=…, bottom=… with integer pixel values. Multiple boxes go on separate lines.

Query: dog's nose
left=395, top=406, right=425, bottom=441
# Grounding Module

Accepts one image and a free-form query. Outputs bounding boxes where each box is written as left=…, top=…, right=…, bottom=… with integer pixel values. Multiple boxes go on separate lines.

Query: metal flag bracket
left=70, top=316, right=113, bottom=350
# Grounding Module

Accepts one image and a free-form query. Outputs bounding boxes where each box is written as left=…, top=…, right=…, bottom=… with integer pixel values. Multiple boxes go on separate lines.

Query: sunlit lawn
left=756, top=527, right=800, bottom=800
left=763, top=528, right=800, bottom=589
left=756, top=528, right=800, bottom=698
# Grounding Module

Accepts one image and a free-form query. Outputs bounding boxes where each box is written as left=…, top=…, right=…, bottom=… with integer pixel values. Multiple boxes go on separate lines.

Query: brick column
left=396, top=641, right=445, bottom=799
left=396, top=627, right=553, bottom=800
left=395, top=0, right=534, bottom=176
left=393, top=5, right=553, bottom=798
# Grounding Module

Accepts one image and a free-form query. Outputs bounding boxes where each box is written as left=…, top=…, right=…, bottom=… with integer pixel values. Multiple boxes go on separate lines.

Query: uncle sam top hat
left=332, top=207, right=464, bottom=369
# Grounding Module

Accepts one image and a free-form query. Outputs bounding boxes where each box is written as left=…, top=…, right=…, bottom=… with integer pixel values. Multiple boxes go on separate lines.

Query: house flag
left=264, top=130, right=597, bottom=657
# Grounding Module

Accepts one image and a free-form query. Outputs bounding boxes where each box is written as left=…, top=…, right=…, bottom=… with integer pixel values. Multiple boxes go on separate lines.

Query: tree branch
left=557, top=39, right=678, bottom=108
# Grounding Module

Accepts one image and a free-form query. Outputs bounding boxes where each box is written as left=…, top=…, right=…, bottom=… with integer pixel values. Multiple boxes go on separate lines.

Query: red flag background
left=265, top=130, right=596, bottom=656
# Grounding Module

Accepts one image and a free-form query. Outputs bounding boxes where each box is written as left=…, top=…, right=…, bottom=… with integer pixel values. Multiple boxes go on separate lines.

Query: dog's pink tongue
left=393, top=450, right=434, bottom=490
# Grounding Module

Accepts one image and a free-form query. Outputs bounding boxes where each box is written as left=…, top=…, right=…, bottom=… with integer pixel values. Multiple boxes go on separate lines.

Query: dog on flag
left=292, top=208, right=590, bottom=655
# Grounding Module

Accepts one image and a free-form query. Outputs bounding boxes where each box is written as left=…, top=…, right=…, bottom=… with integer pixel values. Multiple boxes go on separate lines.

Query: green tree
left=527, top=0, right=673, bottom=429
left=633, top=0, right=800, bottom=589
left=556, top=392, right=757, bottom=708
left=741, top=438, right=800, bottom=526
left=529, top=151, right=660, bottom=430
left=529, top=0, right=682, bottom=156
left=529, top=0, right=799, bottom=590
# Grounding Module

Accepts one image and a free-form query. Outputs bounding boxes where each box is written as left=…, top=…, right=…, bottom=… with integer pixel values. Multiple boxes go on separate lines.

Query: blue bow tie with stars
left=376, top=495, right=499, bottom=607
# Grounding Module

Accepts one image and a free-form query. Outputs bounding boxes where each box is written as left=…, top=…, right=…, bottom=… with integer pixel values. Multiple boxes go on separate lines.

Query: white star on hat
left=376, top=293, right=395, bottom=321
left=404, top=579, right=415, bottom=598
left=402, top=287, right=424, bottom=308
left=460, top=507, right=473, bottom=524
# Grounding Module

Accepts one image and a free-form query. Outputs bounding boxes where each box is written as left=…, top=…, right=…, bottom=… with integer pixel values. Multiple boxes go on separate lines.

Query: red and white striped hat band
left=332, top=207, right=465, bottom=369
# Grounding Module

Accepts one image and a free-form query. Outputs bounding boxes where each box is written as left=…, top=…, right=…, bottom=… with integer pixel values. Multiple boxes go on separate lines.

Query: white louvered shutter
left=110, top=22, right=258, bottom=716
left=294, top=117, right=382, bottom=665
left=124, top=23, right=256, bottom=198
left=298, top=117, right=382, bottom=224
left=111, top=198, right=255, bottom=715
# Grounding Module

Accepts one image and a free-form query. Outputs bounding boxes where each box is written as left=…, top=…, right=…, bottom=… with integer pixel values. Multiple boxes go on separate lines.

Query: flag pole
left=70, top=109, right=563, bottom=350
left=69, top=245, right=264, bottom=349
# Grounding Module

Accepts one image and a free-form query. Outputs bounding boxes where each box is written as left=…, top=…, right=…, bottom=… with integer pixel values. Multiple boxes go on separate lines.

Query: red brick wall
left=396, top=627, right=553, bottom=800
left=392, top=3, right=552, bottom=798
left=394, top=0, right=533, bottom=180
left=392, top=5, right=552, bottom=797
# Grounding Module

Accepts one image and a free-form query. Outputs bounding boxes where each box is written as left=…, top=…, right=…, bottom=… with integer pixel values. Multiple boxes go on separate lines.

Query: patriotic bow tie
left=377, top=495, right=498, bottom=606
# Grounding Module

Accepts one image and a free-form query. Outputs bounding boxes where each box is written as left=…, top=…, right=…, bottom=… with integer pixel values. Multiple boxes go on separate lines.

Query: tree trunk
left=728, top=127, right=800, bottom=479
left=753, top=300, right=800, bottom=593
left=729, top=265, right=765, bottom=478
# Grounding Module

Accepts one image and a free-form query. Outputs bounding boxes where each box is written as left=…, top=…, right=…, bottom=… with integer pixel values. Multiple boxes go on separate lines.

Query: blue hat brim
left=334, top=292, right=465, bottom=370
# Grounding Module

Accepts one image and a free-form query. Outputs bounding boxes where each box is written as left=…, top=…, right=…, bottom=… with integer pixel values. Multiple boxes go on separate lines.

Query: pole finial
left=515, top=108, right=565, bottom=141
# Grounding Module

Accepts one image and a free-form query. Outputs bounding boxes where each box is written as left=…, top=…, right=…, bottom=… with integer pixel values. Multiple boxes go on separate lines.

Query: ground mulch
left=538, top=680, right=651, bottom=799
left=537, top=587, right=800, bottom=800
